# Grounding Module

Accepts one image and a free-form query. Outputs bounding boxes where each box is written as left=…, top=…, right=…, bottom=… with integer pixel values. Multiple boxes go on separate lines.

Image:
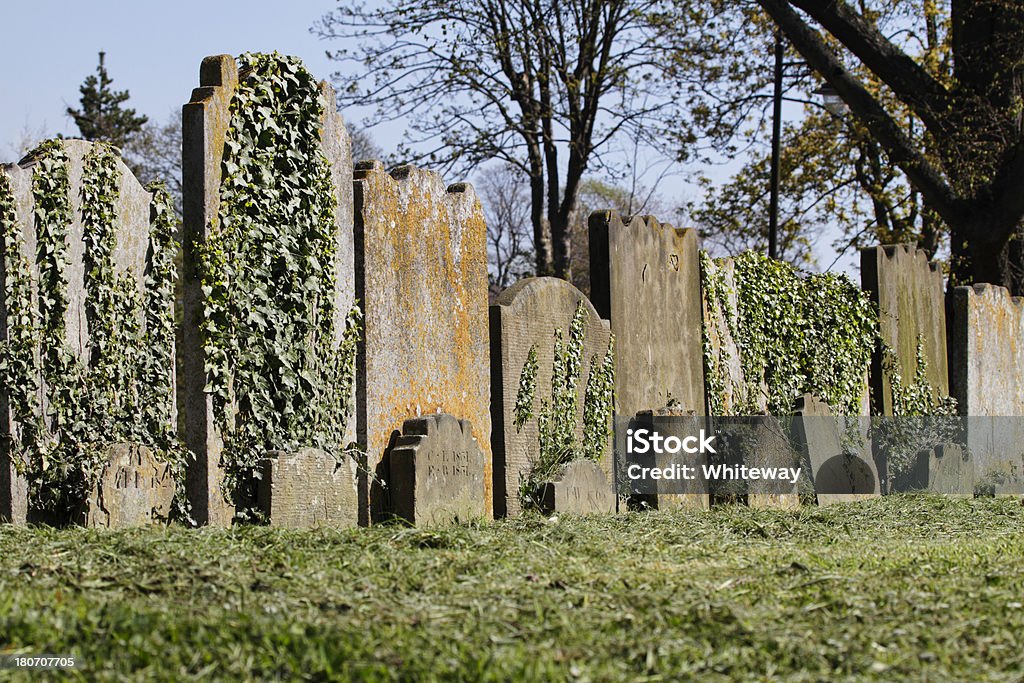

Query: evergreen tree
left=67, top=51, right=147, bottom=149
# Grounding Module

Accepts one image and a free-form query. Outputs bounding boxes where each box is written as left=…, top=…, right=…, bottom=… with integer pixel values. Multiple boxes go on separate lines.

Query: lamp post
left=767, top=37, right=848, bottom=260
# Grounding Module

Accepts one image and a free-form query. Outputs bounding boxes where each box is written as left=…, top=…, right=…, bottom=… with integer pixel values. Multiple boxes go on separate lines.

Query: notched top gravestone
left=85, top=443, right=174, bottom=528
left=257, top=449, right=359, bottom=528
left=860, top=244, right=948, bottom=416
left=489, top=277, right=612, bottom=518
left=1, top=139, right=176, bottom=525
left=354, top=162, right=490, bottom=520
left=387, top=413, right=486, bottom=526
left=539, top=459, right=615, bottom=515
left=893, top=443, right=974, bottom=497
left=589, top=212, right=705, bottom=417
left=181, top=54, right=355, bottom=526
left=791, top=395, right=879, bottom=505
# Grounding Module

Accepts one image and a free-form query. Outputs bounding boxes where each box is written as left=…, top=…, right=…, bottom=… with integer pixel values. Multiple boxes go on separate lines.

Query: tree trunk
left=551, top=212, right=573, bottom=280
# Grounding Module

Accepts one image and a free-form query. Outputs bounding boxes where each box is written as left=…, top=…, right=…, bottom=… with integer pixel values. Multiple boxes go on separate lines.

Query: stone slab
left=630, top=408, right=710, bottom=511
left=539, top=459, right=615, bottom=515
left=589, top=212, right=705, bottom=416
left=489, top=277, right=612, bottom=518
left=792, top=395, right=879, bottom=505
left=354, top=162, right=490, bottom=521
left=85, top=443, right=174, bottom=528
left=180, top=55, right=355, bottom=525
left=893, top=443, right=974, bottom=496
left=388, top=414, right=487, bottom=526
left=948, top=284, right=1024, bottom=487
left=860, top=244, right=948, bottom=416
left=257, top=449, right=359, bottom=528
left=713, top=416, right=800, bottom=509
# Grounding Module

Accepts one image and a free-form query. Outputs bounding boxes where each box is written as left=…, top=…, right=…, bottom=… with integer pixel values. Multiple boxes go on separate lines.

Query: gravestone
left=84, top=443, right=174, bottom=528
left=698, top=256, right=768, bottom=414
left=589, top=212, right=705, bottom=416
left=387, top=414, right=487, bottom=526
left=489, top=277, right=612, bottom=518
left=1, top=139, right=176, bottom=524
left=256, top=449, right=359, bottom=528
left=713, top=416, right=800, bottom=509
left=539, top=459, right=615, bottom=515
left=791, top=395, right=879, bottom=505
left=861, top=244, right=948, bottom=415
left=631, top=408, right=710, bottom=511
left=354, top=162, right=490, bottom=521
left=948, top=284, right=1024, bottom=490
left=181, top=55, right=355, bottom=525
left=893, top=443, right=974, bottom=496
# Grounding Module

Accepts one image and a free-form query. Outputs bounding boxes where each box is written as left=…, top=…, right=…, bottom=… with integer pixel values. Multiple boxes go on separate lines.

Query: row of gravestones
left=2, top=54, right=1023, bottom=529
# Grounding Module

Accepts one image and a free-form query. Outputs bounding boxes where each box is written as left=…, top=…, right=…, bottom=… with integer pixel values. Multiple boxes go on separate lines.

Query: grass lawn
left=1, top=495, right=1023, bottom=681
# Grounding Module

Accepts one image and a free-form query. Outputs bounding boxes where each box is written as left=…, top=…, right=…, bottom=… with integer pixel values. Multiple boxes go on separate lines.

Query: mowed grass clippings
left=0, top=496, right=1023, bottom=681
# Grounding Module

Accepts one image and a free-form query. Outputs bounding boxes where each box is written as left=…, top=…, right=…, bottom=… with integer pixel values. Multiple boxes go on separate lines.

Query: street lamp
left=767, top=34, right=851, bottom=260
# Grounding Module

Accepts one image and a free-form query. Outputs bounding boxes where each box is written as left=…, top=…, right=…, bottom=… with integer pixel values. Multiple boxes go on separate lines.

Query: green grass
left=1, top=496, right=1023, bottom=681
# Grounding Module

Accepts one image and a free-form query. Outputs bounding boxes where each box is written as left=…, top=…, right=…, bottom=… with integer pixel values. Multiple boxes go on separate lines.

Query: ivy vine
left=513, top=300, right=615, bottom=507
left=0, top=141, right=184, bottom=518
left=197, top=52, right=361, bottom=508
left=701, top=250, right=877, bottom=417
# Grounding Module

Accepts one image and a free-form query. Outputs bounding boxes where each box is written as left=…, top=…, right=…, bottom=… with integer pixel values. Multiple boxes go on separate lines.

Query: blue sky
left=1, top=1, right=354, bottom=154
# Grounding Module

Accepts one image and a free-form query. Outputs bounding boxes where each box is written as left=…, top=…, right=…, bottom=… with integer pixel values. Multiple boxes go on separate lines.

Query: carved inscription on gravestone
left=539, top=459, right=615, bottom=515
left=388, top=414, right=487, bottom=526
left=257, top=449, right=359, bottom=529
left=85, top=443, right=174, bottom=528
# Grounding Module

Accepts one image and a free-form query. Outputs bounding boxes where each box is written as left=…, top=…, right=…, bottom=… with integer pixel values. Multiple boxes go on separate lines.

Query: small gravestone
left=539, top=460, right=615, bottom=515
left=631, top=408, right=709, bottom=511
left=388, top=414, right=487, bottom=525
left=714, top=416, right=800, bottom=510
left=894, top=443, right=974, bottom=496
left=792, top=395, right=879, bottom=505
left=256, top=449, right=359, bottom=528
left=85, top=443, right=174, bottom=528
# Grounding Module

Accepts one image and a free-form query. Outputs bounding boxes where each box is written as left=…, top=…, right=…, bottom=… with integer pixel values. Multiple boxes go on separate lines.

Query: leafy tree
left=67, top=52, right=148, bottom=149
left=315, top=0, right=686, bottom=279
left=754, top=0, right=1024, bottom=292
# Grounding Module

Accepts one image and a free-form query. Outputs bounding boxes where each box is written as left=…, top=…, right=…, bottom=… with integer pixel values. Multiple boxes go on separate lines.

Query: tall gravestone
left=353, top=162, right=490, bottom=521
left=589, top=212, right=706, bottom=416
left=1, top=139, right=175, bottom=524
left=861, top=245, right=948, bottom=415
left=949, top=284, right=1024, bottom=490
left=489, top=277, right=612, bottom=517
left=181, top=55, right=355, bottom=525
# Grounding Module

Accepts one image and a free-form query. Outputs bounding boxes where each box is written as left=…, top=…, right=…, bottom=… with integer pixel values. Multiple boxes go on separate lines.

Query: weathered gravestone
left=85, top=443, right=174, bottom=528
left=629, top=408, right=710, bottom=511
left=353, top=162, right=490, bottom=521
left=256, top=449, right=359, bottom=528
left=949, top=284, right=1024, bottom=493
left=893, top=443, right=974, bottom=497
left=791, top=395, right=879, bottom=505
left=713, top=416, right=800, bottom=510
left=589, top=212, right=705, bottom=416
left=1, top=139, right=177, bottom=524
left=539, top=459, right=615, bottom=515
left=861, top=245, right=948, bottom=415
left=181, top=54, right=355, bottom=525
left=489, top=277, right=612, bottom=517
left=387, top=414, right=487, bottom=526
